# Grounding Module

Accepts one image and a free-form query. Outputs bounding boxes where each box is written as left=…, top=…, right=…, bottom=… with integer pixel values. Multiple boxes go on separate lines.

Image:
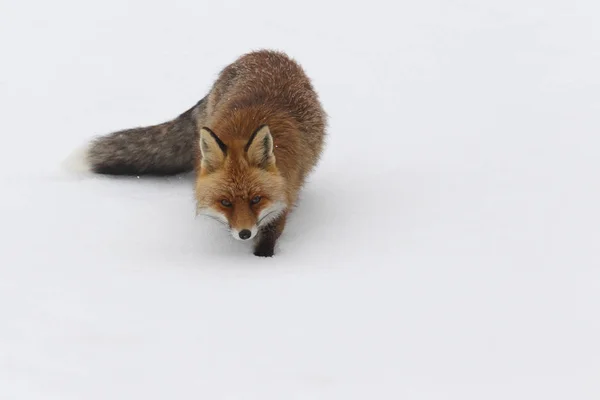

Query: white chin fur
left=61, top=142, right=92, bottom=174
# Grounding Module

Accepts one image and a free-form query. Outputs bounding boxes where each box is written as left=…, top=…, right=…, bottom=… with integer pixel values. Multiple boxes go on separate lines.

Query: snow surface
left=1, top=0, right=599, bottom=398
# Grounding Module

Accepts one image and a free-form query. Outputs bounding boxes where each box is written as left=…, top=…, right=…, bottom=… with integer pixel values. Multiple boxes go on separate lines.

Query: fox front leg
left=254, top=213, right=287, bottom=257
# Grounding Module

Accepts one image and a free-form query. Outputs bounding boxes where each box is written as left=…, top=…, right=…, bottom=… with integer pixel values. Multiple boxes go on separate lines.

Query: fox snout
left=231, top=226, right=258, bottom=241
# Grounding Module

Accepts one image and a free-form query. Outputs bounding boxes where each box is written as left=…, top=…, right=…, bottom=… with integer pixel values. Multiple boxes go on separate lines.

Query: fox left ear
left=245, top=125, right=275, bottom=169
left=199, top=127, right=227, bottom=172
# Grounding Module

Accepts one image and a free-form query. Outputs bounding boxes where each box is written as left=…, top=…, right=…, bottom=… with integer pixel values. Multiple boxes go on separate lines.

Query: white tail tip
left=61, top=142, right=92, bottom=174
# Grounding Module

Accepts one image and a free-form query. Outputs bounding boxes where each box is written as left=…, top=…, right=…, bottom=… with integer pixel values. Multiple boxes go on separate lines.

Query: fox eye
left=220, top=199, right=232, bottom=207
left=250, top=195, right=262, bottom=205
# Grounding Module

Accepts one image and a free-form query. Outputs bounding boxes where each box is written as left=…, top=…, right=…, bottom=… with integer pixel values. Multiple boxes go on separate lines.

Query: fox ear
left=199, top=127, right=227, bottom=172
left=245, top=125, right=275, bottom=169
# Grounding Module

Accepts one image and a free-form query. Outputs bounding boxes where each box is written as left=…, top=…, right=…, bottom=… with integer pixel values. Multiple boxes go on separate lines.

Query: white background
left=1, top=0, right=599, bottom=398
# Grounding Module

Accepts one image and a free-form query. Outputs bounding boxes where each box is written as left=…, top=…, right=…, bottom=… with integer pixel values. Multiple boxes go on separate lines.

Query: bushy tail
left=87, top=98, right=205, bottom=176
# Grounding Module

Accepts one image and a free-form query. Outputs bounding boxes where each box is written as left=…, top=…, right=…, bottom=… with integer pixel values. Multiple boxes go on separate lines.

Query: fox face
left=195, top=125, right=288, bottom=241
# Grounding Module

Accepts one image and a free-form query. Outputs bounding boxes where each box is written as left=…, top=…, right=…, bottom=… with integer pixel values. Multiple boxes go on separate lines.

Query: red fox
left=86, top=50, right=327, bottom=257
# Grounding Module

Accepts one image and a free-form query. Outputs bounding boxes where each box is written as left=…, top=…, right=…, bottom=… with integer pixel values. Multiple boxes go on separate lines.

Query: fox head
left=195, top=125, right=288, bottom=240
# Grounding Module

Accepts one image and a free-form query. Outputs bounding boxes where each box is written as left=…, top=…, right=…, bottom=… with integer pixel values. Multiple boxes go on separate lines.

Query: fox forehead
left=195, top=167, right=285, bottom=203
left=199, top=170, right=263, bottom=198
left=222, top=166, right=265, bottom=195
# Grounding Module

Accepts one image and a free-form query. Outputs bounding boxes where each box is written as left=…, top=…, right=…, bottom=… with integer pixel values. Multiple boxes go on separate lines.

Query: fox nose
left=239, top=229, right=252, bottom=240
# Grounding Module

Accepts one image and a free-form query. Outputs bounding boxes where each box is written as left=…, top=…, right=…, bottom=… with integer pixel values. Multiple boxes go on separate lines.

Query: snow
left=1, top=0, right=599, bottom=398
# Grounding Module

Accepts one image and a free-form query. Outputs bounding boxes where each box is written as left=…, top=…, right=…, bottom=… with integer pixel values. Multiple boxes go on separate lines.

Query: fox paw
left=253, top=244, right=275, bottom=257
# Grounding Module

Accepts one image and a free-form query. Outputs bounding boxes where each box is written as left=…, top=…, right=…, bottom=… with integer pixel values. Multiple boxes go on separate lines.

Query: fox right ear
left=199, top=127, right=227, bottom=172
left=245, top=125, right=275, bottom=169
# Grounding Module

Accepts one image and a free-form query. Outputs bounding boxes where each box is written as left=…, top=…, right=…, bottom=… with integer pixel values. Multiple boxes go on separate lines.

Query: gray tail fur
left=87, top=98, right=205, bottom=176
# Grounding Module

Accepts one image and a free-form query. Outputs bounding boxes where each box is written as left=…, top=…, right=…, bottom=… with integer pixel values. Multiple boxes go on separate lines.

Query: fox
left=85, top=50, right=327, bottom=257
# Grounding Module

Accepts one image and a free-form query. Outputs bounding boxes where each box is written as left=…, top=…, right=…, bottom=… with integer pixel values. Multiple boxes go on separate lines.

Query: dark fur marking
left=245, top=124, right=268, bottom=153
left=202, top=126, right=227, bottom=155
left=261, top=134, right=270, bottom=166
left=253, top=213, right=285, bottom=257
left=245, top=125, right=272, bottom=168
left=254, top=228, right=276, bottom=256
